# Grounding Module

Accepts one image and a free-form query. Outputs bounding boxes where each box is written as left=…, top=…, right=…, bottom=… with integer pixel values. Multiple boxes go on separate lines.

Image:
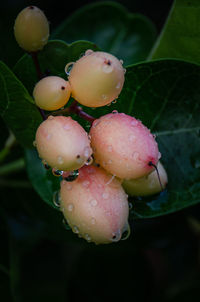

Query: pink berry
left=89, top=113, right=160, bottom=179
left=60, top=165, right=130, bottom=244
left=35, top=115, right=92, bottom=171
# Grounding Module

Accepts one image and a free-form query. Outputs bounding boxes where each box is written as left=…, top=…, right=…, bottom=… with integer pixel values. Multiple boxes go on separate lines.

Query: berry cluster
left=14, top=6, right=168, bottom=244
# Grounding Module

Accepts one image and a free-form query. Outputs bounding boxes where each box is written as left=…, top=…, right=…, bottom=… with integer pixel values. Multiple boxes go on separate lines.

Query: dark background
left=1, top=1, right=200, bottom=302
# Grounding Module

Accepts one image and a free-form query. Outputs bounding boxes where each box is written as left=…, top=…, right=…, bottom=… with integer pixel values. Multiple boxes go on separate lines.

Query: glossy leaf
left=150, top=0, right=200, bottom=65
left=52, top=1, right=157, bottom=65
left=0, top=61, right=42, bottom=148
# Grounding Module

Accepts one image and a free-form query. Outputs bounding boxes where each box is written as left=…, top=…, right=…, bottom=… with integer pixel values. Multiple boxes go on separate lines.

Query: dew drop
left=57, top=156, right=64, bottom=164
left=120, top=59, right=123, bottom=64
left=128, top=202, right=133, bottom=210
left=121, top=223, right=131, bottom=241
left=106, top=102, right=112, bottom=106
left=111, top=229, right=121, bottom=242
left=33, top=140, right=37, bottom=147
left=52, top=168, right=63, bottom=177
left=112, top=110, right=118, bottom=114
left=72, top=225, right=79, bottom=234
left=82, top=180, right=90, bottom=188
left=84, top=146, right=92, bottom=158
left=63, top=124, right=71, bottom=130
left=46, top=133, right=52, bottom=140
left=62, top=217, right=71, bottom=230
left=130, top=120, right=138, bottom=127
left=129, top=134, right=136, bottom=142
left=64, top=170, right=79, bottom=182
left=53, top=191, right=61, bottom=208
left=85, top=233, right=92, bottom=242
left=90, top=199, right=98, bottom=207
left=65, top=62, right=74, bottom=76
left=102, top=62, right=113, bottom=73
left=153, top=134, right=156, bottom=139
left=42, top=159, right=50, bottom=170
left=116, top=82, right=121, bottom=89
left=76, top=155, right=84, bottom=165
left=64, top=181, right=72, bottom=190
left=85, top=156, right=93, bottom=166
left=112, top=99, right=117, bottom=104
left=102, top=192, right=109, bottom=199
left=47, top=115, right=54, bottom=120
left=123, top=68, right=126, bottom=74
left=102, top=94, right=108, bottom=100
left=132, top=151, right=140, bottom=162
left=158, top=152, right=162, bottom=160
left=85, top=49, right=94, bottom=56
left=67, top=203, right=74, bottom=212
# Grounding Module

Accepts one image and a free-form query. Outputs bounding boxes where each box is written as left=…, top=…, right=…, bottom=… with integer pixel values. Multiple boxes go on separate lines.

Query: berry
left=60, top=165, right=130, bottom=244
left=14, top=6, right=49, bottom=52
left=67, top=50, right=125, bottom=107
left=122, top=161, right=168, bottom=196
left=35, top=115, right=92, bottom=171
left=33, top=76, right=71, bottom=110
left=89, top=113, right=160, bottom=179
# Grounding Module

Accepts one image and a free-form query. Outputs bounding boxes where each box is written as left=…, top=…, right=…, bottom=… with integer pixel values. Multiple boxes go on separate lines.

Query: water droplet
left=47, top=115, right=54, bottom=120
left=112, top=110, right=118, bottom=114
left=88, top=134, right=91, bottom=140
left=111, top=229, right=121, bottom=242
left=82, top=180, right=90, bottom=188
left=76, top=155, right=84, bottom=165
left=67, top=203, right=74, bottom=212
left=129, top=134, right=136, bottom=142
left=116, top=82, right=121, bottom=89
left=123, top=68, right=126, bottom=74
left=46, top=133, right=52, bottom=140
left=52, top=168, right=63, bottom=177
left=102, top=94, right=108, bottom=100
left=106, top=102, right=112, bottom=106
left=102, top=62, right=113, bottom=73
left=102, top=192, right=109, bottom=199
left=128, top=202, right=133, bottom=210
left=53, top=191, right=61, bottom=208
left=85, top=156, right=93, bottom=166
left=90, top=199, right=98, bottom=207
left=107, top=145, right=113, bottom=152
left=64, top=170, right=79, bottom=182
left=72, top=225, right=79, bottom=234
left=65, top=62, right=74, bottom=76
left=91, top=217, right=96, bottom=225
left=132, top=151, right=140, bottom=162
left=84, top=233, right=91, bottom=242
left=57, top=156, right=64, bottom=164
left=158, top=152, right=162, bottom=160
left=33, top=140, right=37, bottom=147
left=63, top=124, right=71, bottom=130
left=120, top=59, right=123, bottom=65
left=130, top=120, right=138, bottom=127
left=112, top=99, right=117, bottom=104
left=64, top=181, right=72, bottom=190
left=62, top=217, right=71, bottom=230
left=42, top=159, right=50, bottom=170
left=121, top=223, right=131, bottom=241
left=84, top=146, right=92, bottom=158
left=85, top=49, right=94, bottom=56
left=153, top=134, right=156, bottom=139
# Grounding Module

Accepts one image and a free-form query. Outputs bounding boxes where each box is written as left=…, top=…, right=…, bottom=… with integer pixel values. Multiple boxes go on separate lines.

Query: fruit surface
left=67, top=50, right=124, bottom=107
left=122, top=161, right=168, bottom=196
left=35, top=115, right=92, bottom=171
left=90, top=113, right=159, bottom=179
left=33, top=76, right=71, bottom=110
left=60, top=165, right=129, bottom=244
left=14, top=6, right=49, bottom=52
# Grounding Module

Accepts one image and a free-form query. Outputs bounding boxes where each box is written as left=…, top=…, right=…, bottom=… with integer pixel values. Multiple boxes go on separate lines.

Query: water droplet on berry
left=112, top=110, right=118, bottom=114
left=53, top=190, right=61, bottom=208
left=42, top=159, right=50, bottom=170
left=112, top=99, right=117, bottom=104
left=102, top=62, right=113, bottom=73
left=57, top=156, right=64, bottom=164
left=33, top=140, right=37, bottom=147
left=67, top=203, right=74, bottom=212
left=132, top=151, right=140, bottom=162
left=129, top=134, right=136, bottom=142
left=102, top=94, right=108, bottom=100
left=123, top=68, right=126, bottom=74
left=121, top=223, right=131, bottom=241
left=52, top=168, right=63, bottom=177
left=90, top=199, right=98, bottom=207
left=130, top=120, right=138, bottom=127
left=47, top=115, right=54, bottom=120
left=64, top=170, right=79, bottom=182
left=85, top=233, right=91, bottom=242
left=46, top=133, right=52, bottom=140
left=158, top=152, right=162, bottom=160
left=102, top=192, right=109, bottom=199
left=72, top=225, right=79, bottom=234
left=65, top=62, right=74, bottom=76
left=128, top=202, right=133, bottom=210
left=62, top=217, right=71, bottom=230
left=63, top=124, right=71, bottom=130
left=63, top=181, right=73, bottom=190
left=111, top=229, right=121, bottom=242
left=120, top=59, right=123, bottom=64
left=84, top=146, right=92, bottom=158
left=85, top=156, right=93, bottom=166
left=153, top=134, right=156, bottom=139
left=85, top=49, right=94, bottom=56
left=82, top=180, right=90, bottom=188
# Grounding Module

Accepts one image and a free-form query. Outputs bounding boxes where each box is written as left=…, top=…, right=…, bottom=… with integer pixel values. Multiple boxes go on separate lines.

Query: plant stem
left=0, top=179, right=31, bottom=188
left=51, top=100, right=96, bottom=124
left=0, top=158, right=25, bottom=177
left=0, top=132, right=17, bottom=164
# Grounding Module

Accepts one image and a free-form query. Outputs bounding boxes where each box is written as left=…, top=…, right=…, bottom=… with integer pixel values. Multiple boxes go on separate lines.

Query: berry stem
left=50, top=100, right=96, bottom=124
left=30, top=51, right=47, bottom=120
left=148, top=161, right=164, bottom=191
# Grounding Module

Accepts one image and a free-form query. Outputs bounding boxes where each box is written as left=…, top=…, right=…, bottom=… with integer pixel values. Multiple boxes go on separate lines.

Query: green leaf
left=51, top=2, right=157, bottom=66
left=117, top=59, right=200, bottom=218
left=150, top=0, right=200, bottom=65
left=25, top=148, right=60, bottom=210
left=0, top=61, right=42, bottom=148
left=14, top=40, right=100, bottom=95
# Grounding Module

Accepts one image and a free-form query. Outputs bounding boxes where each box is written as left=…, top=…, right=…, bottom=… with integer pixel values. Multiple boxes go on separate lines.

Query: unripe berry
left=33, top=76, right=71, bottom=110
left=89, top=113, right=160, bottom=179
left=67, top=50, right=125, bottom=107
left=60, top=165, right=129, bottom=244
left=14, top=6, right=49, bottom=52
left=35, top=116, right=92, bottom=171
left=122, top=161, right=168, bottom=196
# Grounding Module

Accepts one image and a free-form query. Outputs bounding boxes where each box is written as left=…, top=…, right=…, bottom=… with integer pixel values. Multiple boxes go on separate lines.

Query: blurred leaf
left=0, top=61, right=42, bottom=148
left=52, top=1, right=157, bottom=65
left=150, top=0, right=200, bottom=64
left=117, top=59, right=200, bottom=218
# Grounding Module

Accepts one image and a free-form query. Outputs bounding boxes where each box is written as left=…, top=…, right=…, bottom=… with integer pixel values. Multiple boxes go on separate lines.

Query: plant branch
left=0, top=132, right=17, bottom=164
left=0, top=158, right=25, bottom=177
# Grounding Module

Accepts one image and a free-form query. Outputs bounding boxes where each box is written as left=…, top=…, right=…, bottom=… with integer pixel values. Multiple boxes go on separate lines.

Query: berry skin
left=33, top=76, right=71, bottom=110
left=122, top=161, right=168, bottom=196
left=35, top=115, right=92, bottom=171
left=60, top=165, right=129, bottom=244
left=89, top=113, right=160, bottom=179
left=67, top=50, right=125, bottom=107
left=14, top=6, right=49, bottom=52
